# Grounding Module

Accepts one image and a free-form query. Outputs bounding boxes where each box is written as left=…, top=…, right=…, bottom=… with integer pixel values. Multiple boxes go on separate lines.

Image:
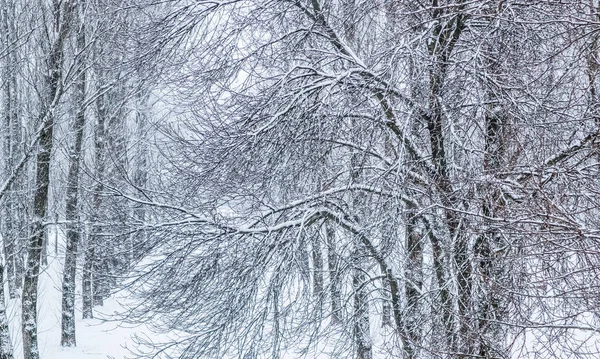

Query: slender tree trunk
left=425, top=5, right=468, bottom=354
left=81, top=238, right=94, bottom=319
left=353, top=258, right=372, bottom=359
left=82, top=88, right=107, bottom=319
left=403, top=206, right=422, bottom=357
left=23, top=117, right=54, bottom=359
left=93, top=257, right=107, bottom=306
left=475, top=6, right=513, bottom=356
left=61, top=7, right=86, bottom=345
left=41, top=234, right=47, bottom=267
left=131, top=91, right=149, bottom=266
left=0, top=40, right=14, bottom=349
left=1, top=0, right=20, bottom=301
left=350, top=148, right=371, bottom=359
left=0, top=262, right=13, bottom=359
left=326, top=223, right=341, bottom=323
left=312, top=230, right=324, bottom=298
left=91, top=90, right=128, bottom=307
left=339, top=2, right=374, bottom=356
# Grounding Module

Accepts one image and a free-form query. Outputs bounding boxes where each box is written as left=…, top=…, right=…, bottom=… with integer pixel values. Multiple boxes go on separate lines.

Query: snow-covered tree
left=115, top=1, right=600, bottom=358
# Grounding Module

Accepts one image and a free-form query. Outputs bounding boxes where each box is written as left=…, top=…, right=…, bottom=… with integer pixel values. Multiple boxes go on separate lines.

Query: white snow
left=6, top=226, right=161, bottom=359
left=6, top=226, right=599, bottom=359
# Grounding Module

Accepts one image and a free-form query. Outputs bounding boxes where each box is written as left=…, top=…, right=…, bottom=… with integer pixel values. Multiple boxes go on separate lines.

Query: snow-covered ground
left=8, top=227, right=597, bottom=359
left=7, top=227, right=156, bottom=359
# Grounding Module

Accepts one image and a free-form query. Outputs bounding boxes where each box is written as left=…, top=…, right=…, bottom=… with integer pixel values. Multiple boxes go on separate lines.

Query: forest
left=1, top=0, right=600, bottom=358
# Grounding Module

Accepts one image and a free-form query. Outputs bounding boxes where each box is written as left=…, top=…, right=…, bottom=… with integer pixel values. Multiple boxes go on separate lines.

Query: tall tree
left=22, top=1, right=75, bottom=358
left=32, top=1, right=600, bottom=359
left=60, top=0, right=86, bottom=346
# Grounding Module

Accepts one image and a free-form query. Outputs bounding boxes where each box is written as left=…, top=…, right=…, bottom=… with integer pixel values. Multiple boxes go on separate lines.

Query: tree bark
left=82, top=85, right=107, bottom=319
left=325, top=223, right=341, bottom=323
left=425, top=3, right=468, bottom=353
left=0, top=262, right=13, bottom=359
left=131, top=89, right=149, bottom=266
left=23, top=116, right=54, bottom=359
left=404, top=206, right=422, bottom=356
left=312, top=231, right=324, bottom=298
left=1, top=0, right=22, bottom=301
left=22, top=2, right=75, bottom=358
left=81, top=237, right=94, bottom=319
left=61, top=6, right=86, bottom=345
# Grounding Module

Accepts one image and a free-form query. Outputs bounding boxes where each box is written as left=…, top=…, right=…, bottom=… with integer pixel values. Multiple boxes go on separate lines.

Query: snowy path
left=6, top=228, right=155, bottom=359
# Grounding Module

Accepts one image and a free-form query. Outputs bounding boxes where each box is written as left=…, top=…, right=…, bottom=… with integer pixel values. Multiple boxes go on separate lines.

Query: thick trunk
left=2, top=224, right=16, bottom=300
left=60, top=227, right=78, bottom=346
left=41, top=235, right=47, bottom=267
left=381, top=275, right=391, bottom=327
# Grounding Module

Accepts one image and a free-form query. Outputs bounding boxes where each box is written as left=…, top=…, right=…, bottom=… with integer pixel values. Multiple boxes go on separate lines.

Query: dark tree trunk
left=325, top=223, right=341, bottom=323
left=22, top=2, right=75, bottom=358
left=353, top=267, right=372, bottom=359
left=61, top=7, right=86, bottom=345
left=1, top=0, right=21, bottom=301
left=404, top=206, right=422, bottom=356
left=23, top=120, right=54, bottom=359
left=312, top=232, right=324, bottom=298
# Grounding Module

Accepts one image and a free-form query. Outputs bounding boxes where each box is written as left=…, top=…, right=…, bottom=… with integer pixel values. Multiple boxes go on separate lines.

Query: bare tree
left=60, top=0, right=87, bottom=346
left=22, top=1, right=75, bottom=358
left=112, top=1, right=600, bottom=359
left=0, top=1, right=599, bottom=359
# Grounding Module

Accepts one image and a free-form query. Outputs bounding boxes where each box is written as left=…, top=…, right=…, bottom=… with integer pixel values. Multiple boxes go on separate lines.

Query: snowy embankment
left=7, top=226, right=159, bottom=359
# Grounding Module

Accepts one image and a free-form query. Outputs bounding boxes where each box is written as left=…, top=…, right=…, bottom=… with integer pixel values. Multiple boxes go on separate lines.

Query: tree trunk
left=353, top=267, right=372, bottom=359
left=22, top=2, right=74, bottom=358
left=82, top=86, right=107, bottom=319
left=1, top=0, right=21, bottom=301
left=404, top=206, right=422, bottom=356
left=475, top=7, right=511, bottom=355
left=61, top=7, right=86, bottom=345
left=312, top=231, right=324, bottom=298
left=81, top=236, right=94, bottom=319
left=131, top=90, right=149, bottom=266
left=425, top=5, right=468, bottom=353
left=0, top=262, right=13, bottom=359
left=23, top=119, right=54, bottom=359
left=349, top=138, right=372, bottom=359
left=326, top=223, right=341, bottom=323
left=93, top=257, right=106, bottom=306
left=41, top=233, right=47, bottom=267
